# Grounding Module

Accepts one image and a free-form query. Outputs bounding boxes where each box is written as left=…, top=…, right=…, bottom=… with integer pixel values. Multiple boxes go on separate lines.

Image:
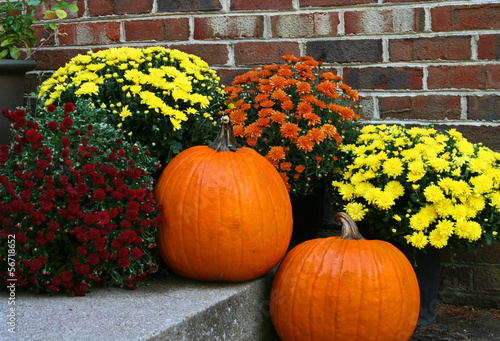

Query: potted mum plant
left=37, top=47, right=226, bottom=166
left=224, top=54, right=360, bottom=240
left=0, top=99, right=162, bottom=296
left=0, top=0, right=78, bottom=144
left=331, top=124, right=500, bottom=325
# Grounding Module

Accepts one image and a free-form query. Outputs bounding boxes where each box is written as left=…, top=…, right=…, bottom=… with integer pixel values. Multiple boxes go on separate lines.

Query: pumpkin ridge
left=173, top=148, right=214, bottom=278
left=332, top=238, right=350, bottom=339
left=365, top=240, right=384, bottom=340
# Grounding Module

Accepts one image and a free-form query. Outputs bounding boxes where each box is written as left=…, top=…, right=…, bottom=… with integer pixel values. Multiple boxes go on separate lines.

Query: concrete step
left=0, top=269, right=280, bottom=341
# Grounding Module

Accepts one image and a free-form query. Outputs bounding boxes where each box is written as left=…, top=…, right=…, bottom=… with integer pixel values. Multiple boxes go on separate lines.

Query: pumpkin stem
left=208, top=115, right=242, bottom=152
left=334, top=212, right=365, bottom=240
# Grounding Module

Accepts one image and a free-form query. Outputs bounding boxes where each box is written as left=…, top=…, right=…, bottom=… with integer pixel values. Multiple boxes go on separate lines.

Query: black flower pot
left=0, top=59, right=36, bottom=146
left=290, top=187, right=327, bottom=242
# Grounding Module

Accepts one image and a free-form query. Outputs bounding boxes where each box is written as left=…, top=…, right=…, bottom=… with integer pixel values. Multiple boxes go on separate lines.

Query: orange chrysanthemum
left=232, top=124, right=244, bottom=137
left=296, top=81, right=311, bottom=94
left=260, top=99, right=276, bottom=108
left=280, top=161, right=292, bottom=171
left=321, top=124, right=338, bottom=138
left=315, top=81, right=339, bottom=99
left=271, top=89, right=288, bottom=101
left=303, top=112, right=321, bottom=126
left=282, top=55, right=299, bottom=63
left=278, top=67, right=294, bottom=78
left=281, top=100, right=294, bottom=112
left=307, top=128, right=326, bottom=144
left=280, top=122, right=301, bottom=140
left=295, top=165, right=306, bottom=173
left=270, top=75, right=287, bottom=89
left=271, top=110, right=287, bottom=124
left=315, top=155, right=322, bottom=163
left=254, top=93, right=270, bottom=103
left=296, top=135, right=315, bottom=152
left=267, top=146, right=286, bottom=163
left=244, top=122, right=263, bottom=139
left=320, top=72, right=342, bottom=82
left=297, top=101, right=313, bottom=115
left=258, top=108, right=273, bottom=118
left=230, top=109, right=247, bottom=125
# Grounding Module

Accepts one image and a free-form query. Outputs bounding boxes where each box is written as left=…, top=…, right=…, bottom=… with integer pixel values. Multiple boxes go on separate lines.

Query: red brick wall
left=28, top=0, right=500, bottom=151
left=27, top=0, right=499, bottom=307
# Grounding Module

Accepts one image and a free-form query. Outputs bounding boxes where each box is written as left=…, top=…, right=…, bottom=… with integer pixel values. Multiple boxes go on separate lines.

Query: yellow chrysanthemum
left=429, top=228, right=449, bottom=248
left=406, top=231, right=429, bottom=249
left=344, top=202, right=368, bottom=221
left=423, top=184, right=445, bottom=203
left=382, top=158, right=404, bottom=178
left=409, top=205, right=436, bottom=231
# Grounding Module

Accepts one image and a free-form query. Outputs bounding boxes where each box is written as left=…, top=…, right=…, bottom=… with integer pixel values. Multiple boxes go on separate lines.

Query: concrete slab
left=0, top=270, right=279, bottom=341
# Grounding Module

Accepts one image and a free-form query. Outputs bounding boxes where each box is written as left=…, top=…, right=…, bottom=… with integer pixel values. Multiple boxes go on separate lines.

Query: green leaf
left=58, top=2, right=69, bottom=9
left=68, top=4, right=79, bottom=12
left=55, top=9, right=67, bottom=19
left=0, top=49, right=9, bottom=59
left=0, top=38, right=12, bottom=47
left=48, top=23, right=58, bottom=30
left=27, top=0, right=43, bottom=6
left=9, top=47, right=19, bottom=60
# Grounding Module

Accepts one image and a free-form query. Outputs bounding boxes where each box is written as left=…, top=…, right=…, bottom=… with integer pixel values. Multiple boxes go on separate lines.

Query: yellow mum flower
left=423, top=184, right=445, bottom=203
left=406, top=231, right=429, bottom=249
left=119, top=105, right=132, bottom=121
left=409, top=205, right=436, bottom=231
left=429, top=228, right=449, bottom=248
left=344, top=202, right=368, bottom=221
left=382, top=157, right=404, bottom=178
left=435, top=219, right=455, bottom=237
left=75, top=82, right=99, bottom=96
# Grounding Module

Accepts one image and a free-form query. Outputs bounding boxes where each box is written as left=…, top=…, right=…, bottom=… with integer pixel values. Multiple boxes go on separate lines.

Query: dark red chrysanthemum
left=64, top=103, right=76, bottom=113
left=92, top=188, right=106, bottom=202
left=47, top=105, right=57, bottom=112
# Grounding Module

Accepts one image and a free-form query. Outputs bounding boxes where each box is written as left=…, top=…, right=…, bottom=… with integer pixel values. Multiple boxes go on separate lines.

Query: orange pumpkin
left=154, top=116, right=293, bottom=282
left=270, top=212, right=420, bottom=341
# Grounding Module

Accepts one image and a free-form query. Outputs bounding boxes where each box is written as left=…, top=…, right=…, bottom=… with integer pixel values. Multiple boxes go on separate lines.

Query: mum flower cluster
left=0, top=100, right=162, bottom=296
left=331, top=124, right=500, bottom=252
left=37, top=47, right=226, bottom=163
left=224, top=55, right=360, bottom=197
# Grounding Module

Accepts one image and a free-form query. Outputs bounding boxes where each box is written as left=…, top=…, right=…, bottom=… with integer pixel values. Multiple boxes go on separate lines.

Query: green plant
left=224, top=55, right=360, bottom=197
left=331, top=124, right=500, bottom=252
left=37, top=47, right=226, bottom=163
left=0, top=0, right=78, bottom=59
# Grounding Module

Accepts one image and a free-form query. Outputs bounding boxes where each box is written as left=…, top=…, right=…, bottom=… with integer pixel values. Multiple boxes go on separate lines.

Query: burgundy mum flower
left=64, top=103, right=76, bottom=113
left=48, top=121, right=58, bottom=131
left=130, top=248, right=143, bottom=259
left=92, top=188, right=106, bottom=202
left=29, top=259, right=42, bottom=272
left=61, top=270, right=73, bottom=282
left=61, top=136, right=70, bottom=148
left=47, top=105, right=57, bottom=112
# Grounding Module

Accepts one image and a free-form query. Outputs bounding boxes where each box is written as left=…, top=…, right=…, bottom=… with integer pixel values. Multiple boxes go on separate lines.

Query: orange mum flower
left=256, top=117, right=270, bottom=128
left=232, top=124, right=244, bottom=137
left=303, top=112, right=321, bottom=126
left=307, top=128, right=326, bottom=144
left=254, top=93, right=270, bottom=102
left=297, top=101, right=313, bottom=115
left=295, top=165, right=306, bottom=173
left=278, top=67, right=294, bottom=78
left=315, top=155, right=322, bottom=163
left=280, top=161, right=292, bottom=171
left=280, top=122, right=301, bottom=140
left=260, top=99, right=276, bottom=108
left=244, top=122, right=263, bottom=138
left=281, top=100, right=294, bottom=112
left=270, top=75, right=287, bottom=89
left=296, top=81, right=311, bottom=94
left=229, top=109, right=247, bottom=125
left=296, top=135, right=315, bottom=152
left=271, top=89, right=288, bottom=101
left=271, top=110, right=287, bottom=124
left=315, top=81, right=339, bottom=99
left=267, top=146, right=286, bottom=162
left=321, top=124, right=338, bottom=138
left=285, top=78, right=298, bottom=87
left=282, top=55, right=299, bottom=63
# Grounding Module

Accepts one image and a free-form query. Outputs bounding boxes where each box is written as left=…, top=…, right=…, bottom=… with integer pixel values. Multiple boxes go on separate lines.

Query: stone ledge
left=0, top=270, right=279, bottom=341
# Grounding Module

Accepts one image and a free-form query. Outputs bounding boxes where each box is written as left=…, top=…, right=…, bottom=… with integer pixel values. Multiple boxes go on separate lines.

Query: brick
left=125, top=18, right=190, bottom=42
left=157, top=0, right=221, bottom=12
left=474, top=266, right=500, bottom=292
left=194, top=16, right=264, bottom=40
left=384, top=0, right=434, bottom=2
left=59, top=22, right=121, bottom=45
left=32, top=48, right=90, bottom=71
left=34, top=0, right=84, bottom=20
left=301, top=0, right=375, bottom=7
left=468, top=95, right=500, bottom=121
left=345, top=8, right=424, bottom=34
left=306, top=40, right=382, bottom=63
left=230, top=0, right=293, bottom=11
left=343, top=67, right=423, bottom=90
left=478, top=34, right=500, bottom=60
left=217, top=68, right=253, bottom=86
left=439, top=125, right=500, bottom=151
left=168, top=44, right=230, bottom=66
left=475, top=242, right=500, bottom=264
left=116, top=0, right=153, bottom=14
left=234, top=41, right=300, bottom=66
left=432, top=4, right=500, bottom=32
left=378, top=95, right=462, bottom=120
left=439, top=264, right=473, bottom=291
left=427, top=65, right=500, bottom=90
left=88, top=0, right=115, bottom=16
left=441, top=249, right=475, bottom=264
left=389, top=36, right=471, bottom=62
left=271, top=12, right=339, bottom=38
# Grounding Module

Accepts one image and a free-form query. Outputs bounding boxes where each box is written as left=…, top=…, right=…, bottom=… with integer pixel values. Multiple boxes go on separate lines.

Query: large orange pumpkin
left=154, top=116, right=293, bottom=282
left=270, top=212, right=420, bottom=341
